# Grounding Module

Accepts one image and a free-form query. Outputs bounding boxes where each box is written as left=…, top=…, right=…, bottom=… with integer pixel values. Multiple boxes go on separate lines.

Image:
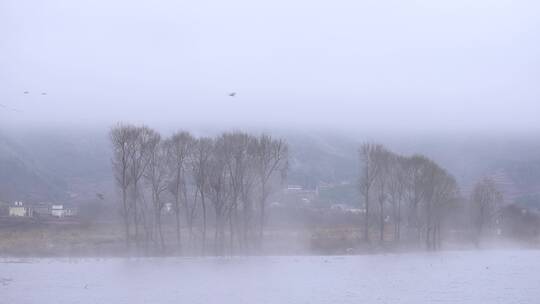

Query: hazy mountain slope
left=0, top=133, right=64, bottom=202
left=285, top=131, right=359, bottom=189
left=0, top=127, right=112, bottom=203
left=0, top=126, right=538, bottom=208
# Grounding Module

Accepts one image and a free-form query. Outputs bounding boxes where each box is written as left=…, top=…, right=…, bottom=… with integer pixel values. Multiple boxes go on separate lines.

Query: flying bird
left=228, top=92, right=236, bottom=97
left=23, top=91, right=29, bottom=94
left=41, top=92, right=47, bottom=95
left=96, top=193, right=105, bottom=201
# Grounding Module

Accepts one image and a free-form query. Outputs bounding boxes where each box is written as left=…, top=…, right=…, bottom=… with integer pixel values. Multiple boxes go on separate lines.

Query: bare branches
left=144, top=132, right=168, bottom=251
left=253, top=134, right=289, bottom=244
left=358, top=143, right=386, bottom=242
left=358, top=143, right=460, bottom=249
left=164, top=131, right=195, bottom=250
left=110, top=123, right=137, bottom=248
left=110, top=125, right=289, bottom=256
left=471, top=177, right=503, bottom=240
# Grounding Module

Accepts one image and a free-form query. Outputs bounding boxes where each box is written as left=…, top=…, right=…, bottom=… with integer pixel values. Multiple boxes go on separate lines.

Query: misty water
left=1, top=250, right=539, bottom=304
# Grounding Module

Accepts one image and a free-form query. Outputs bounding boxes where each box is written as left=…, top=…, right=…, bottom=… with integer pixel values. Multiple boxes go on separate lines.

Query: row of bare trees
left=359, top=144, right=460, bottom=250
left=110, top=124, right=288, bottom=255
left=359, top=143, right=510, bottom=250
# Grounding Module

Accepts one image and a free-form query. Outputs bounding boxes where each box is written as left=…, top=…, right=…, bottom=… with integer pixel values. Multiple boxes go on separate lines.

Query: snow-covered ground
left=1, top=250, right=539, bottom=304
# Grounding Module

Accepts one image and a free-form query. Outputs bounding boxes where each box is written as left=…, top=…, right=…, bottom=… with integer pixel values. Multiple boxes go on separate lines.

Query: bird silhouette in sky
left=41, top=92, right=47, bottom=95
left=229, top=92, right=236, bottom=97
left=23, top=91, right=29, bottom=94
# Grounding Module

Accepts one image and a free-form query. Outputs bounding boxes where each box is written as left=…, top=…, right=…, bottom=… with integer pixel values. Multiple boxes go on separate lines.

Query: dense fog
left=1, top=0, right=540, bottom=131
left=1, top=0, right=539, bottom=303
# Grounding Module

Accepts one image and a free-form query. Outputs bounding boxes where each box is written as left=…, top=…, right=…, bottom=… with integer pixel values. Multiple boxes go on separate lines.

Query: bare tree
left=220, top=132, right=252, bottom=252
left=358, top=145, right=460, bottom=250
left=387, top=155, right=407, bottom=242
left=165, top=131, right=194, bottom=251
left=402, top=155, right=430, bottom=242
left=191, top=137, right=213, bottom=254
left=240, top=136, right=259, bottom=251
left=421, top=160, right=458, bottom=250
left=358, top=143, right=384, bottom=242
left=471, top=177, right=503, bottom=242
left=129, top=126, right=158, bottom=250
left=253, top=134, right=288, bottom=245
left=183, top=168, right=199, bottom=251
left=109, top=124, right=290, bottom=255
left=144, top=132, right=168, bottom=252
left=110, top=123, right=136, bottom=248
left=207, top=138, right=230, bottom=255
left=371, top=147, right=391, bottom=243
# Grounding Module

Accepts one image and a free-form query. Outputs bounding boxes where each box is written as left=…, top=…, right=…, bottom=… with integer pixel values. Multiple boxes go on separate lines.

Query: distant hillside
left=0, top=127, right=112, bottom=203
left=284, top=131, right=359, bottom=189
left=0, top=126, right=539, bottom=209
left=0, top=133, right=64, bottom=202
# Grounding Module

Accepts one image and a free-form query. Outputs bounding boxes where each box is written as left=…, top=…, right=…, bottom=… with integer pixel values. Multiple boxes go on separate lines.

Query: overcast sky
left=1, top=0, right=539, bottom=132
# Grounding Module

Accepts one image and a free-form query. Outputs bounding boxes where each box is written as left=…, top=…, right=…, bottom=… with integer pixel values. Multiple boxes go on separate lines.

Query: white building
left=9, top=201, right=34, bottom=217
left=51, top=204, right=78, bottom=217
left=32, top=203, right=52, bottom=217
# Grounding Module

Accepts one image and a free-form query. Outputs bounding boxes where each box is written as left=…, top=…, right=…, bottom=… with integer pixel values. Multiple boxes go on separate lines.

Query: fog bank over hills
left=2, top=0, right=539, bottom=206
left=0, top=124, right=539, bottom=209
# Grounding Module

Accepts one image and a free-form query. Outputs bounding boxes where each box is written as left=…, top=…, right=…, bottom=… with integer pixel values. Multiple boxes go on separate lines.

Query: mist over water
left=2, top=251, right=540, bottom=304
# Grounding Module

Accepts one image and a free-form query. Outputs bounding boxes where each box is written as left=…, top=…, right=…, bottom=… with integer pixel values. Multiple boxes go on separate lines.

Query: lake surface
left=1, top=250, right=539, bottom=304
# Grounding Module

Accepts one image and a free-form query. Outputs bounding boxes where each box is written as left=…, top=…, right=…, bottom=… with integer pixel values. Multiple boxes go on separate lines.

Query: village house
left=51, top=204, right=78, bottom=218
left=9, top=201, right=34, bottom=217
left=32, top=202, right=52, bottom=218
left=285, top=185, right=318, bottom=206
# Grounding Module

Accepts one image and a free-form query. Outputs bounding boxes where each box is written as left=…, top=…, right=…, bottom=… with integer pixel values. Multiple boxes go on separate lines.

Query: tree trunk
left=258, top=183, right=267, bottom=247
left=174, top=173, right=182, bottom=251
left=175, top=205, right=181, bottom=250
left=156, top=209, right=165, bottom=252
left=133, top=183, right=140, bottom=249
left=200, top=189, right=207, bottom=255
left=396, top=200, right=401, bottom=242
left=379, top=199, right=384, bottom=242
left=122, top=187, right=131, bottom=248
left=363, top=191, right=370, bottom=242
